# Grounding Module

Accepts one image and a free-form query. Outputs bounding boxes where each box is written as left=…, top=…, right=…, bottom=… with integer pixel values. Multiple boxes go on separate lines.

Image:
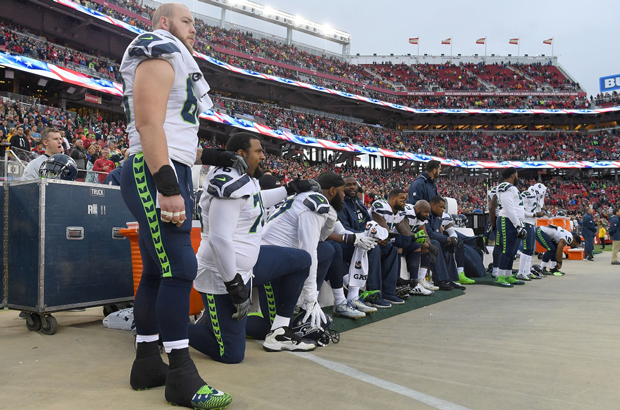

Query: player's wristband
left=153, top=165, right=182, bottom=197
left=343, top=234, right=356, bottom=245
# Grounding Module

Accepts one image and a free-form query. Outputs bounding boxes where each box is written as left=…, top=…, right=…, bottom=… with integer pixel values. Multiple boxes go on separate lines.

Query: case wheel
left=41, top=315, right=58, bottom=335
left=26, top=313, right=42, bottom=332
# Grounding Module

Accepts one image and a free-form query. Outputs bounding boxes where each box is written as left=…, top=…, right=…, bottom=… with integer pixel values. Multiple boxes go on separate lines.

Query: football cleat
left=350, top=297, right=378, bottom=314
left=263, top=326, right=316, bottom=352
left=494, top=276, right=514, bottom=288
left=332, top=301, right=365, bottom=319
left=417, top=278, right=439, bottom=291
left=409, top=283, right=434, bottom=296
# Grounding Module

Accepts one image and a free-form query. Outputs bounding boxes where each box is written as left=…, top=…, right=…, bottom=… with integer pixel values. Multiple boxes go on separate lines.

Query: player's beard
left=415, top=211, right=427, bottom=222
left=252, top=162, right=265, bottom=179
left=169, top=21, right=193, bottom=53
left=394, top=203, right=405, bottom=211
left=330, top=193, right=344, bottom=212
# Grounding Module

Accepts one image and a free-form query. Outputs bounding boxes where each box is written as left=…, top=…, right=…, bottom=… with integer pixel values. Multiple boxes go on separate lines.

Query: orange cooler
left=120, top=221, right=205, bottom=316
left=536, top=218, right=550, bottom=253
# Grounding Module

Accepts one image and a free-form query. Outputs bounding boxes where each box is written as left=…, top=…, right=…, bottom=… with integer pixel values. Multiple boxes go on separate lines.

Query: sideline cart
left=6, top=179, right=134, bottom=335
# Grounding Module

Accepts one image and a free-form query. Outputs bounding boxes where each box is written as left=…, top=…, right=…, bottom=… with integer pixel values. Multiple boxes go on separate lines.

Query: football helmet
left=529, top=183, right=547, bottom=197
left=39, top=154, right=78, bottom=181
left=530, top=264, right=543, bottom=275
left=290, top=311, right=340, bottom=347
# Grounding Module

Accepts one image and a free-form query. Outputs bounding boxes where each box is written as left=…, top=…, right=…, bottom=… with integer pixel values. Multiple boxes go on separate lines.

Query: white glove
left=354, top=235, right=378, bottom=250
left=302, top=299, right=326, bottom=331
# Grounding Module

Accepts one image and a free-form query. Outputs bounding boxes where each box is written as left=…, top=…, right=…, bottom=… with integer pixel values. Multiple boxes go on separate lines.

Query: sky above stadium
left=178, top=0, right=619, bottom=97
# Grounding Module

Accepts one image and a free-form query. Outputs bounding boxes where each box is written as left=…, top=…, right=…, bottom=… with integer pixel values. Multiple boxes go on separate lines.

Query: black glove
left=516, top=226, right=528, bottom=240
left=224, top=273, right=250, bottom=321
left=428, top=243, right=439, bottom=256
left=201, top=148, right=248, bottom=175
left=284, top=179, right=321, bottom=195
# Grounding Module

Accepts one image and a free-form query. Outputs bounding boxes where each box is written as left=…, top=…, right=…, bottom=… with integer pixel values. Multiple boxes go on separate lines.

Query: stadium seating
left=212, top=95, right=617, bottom=161
left=70, top=0, right=589, bottom=107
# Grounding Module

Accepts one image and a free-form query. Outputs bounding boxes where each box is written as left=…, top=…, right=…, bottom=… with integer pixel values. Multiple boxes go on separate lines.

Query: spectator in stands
left=408, top=160, right=441, bottom=204
left=92, top=147, right=114, bottom=183
left=70, top=138, right=88, bottom=181
left=9, top=125, right=30, bottom=154
left=21, top=127, right=64, bottom=180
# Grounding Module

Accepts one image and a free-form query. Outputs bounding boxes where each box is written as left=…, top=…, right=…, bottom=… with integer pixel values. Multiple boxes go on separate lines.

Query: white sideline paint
left=290, top=352, right=473, bottom=410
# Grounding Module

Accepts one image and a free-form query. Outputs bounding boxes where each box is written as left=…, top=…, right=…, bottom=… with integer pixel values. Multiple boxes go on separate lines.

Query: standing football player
left=494, top=168, right=527, bottom=288
left=517, top=183, right=547, bottom=280
left=119, top=4, right=232, bottom=409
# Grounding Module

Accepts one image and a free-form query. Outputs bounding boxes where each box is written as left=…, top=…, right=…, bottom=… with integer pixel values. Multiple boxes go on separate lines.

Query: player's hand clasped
left=353, top=235, right=378, bottom=250
left=284, top=178, right=321, bottom=195
left=516, top=225, right=528, bottom=239
left=153, top=165, right=186, bottom=227
left=225, top=273, right=251, bottom=321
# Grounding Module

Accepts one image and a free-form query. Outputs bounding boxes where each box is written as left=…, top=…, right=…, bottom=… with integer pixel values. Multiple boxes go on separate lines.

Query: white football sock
left=457, top=267, right=464, bottom=275
left=418, top=267, right=428, bottom=280
left=332, top=287, right=346, bottom=306
left=271, top=315, right=290, bottom=331
left=347, top=286, right=360, bottom=302
left=541, top=261, right=548, bottom=269
left=163, top=339, right=189, bottom=354
left=550, top=261, right=557, bottom=269
left=136, top=334, right=159, bottom=344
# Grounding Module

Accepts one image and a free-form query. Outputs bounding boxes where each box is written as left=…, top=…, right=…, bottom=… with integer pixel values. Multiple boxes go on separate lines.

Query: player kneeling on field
left=535, top=225, right=581, bottom=276
left=189, top=132, right=322, bottom=363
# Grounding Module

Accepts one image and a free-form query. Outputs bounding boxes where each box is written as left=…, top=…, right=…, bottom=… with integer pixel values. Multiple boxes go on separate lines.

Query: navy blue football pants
left=535, top=228, right=558, bottom=263
left=121, top=154, right=196, bottom=344
left=521, top=223, right=536, bottom=256
left=339, top=241, right=399, bottom=297
left=188, top=245, right=310, bottom=364
left=497, top=216, right=520, bottom=270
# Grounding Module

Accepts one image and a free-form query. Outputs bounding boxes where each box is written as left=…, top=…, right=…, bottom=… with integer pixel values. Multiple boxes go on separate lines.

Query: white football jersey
left=370, top=199, right=405, bottom=234
left=539, top=225, right=573, bottom=245
left=262, top=192, right=331, bottom=299
left=262, top=191, right=331, bottom=249
left=521, top=190, right=538, bottom=225
left=487, top=185, right=498, bottom=211
left=194, top=167, right=263, bottom=294
left=497, top=182, right=523, bottom=229
left=404, top=203, right=425, bottom=231
left=120, top=29, right=200, bottom=167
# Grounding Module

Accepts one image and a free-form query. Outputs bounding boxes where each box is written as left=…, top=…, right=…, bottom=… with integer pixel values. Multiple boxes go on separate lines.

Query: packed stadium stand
left=12, top=0, right=590, bottom=111
left=1, top=0, right=620, bottom=221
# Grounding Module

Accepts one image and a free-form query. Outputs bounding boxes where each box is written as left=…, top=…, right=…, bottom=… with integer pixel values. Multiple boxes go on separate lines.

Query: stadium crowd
left=0, top=21, right=119, bottom=81
left=212, top=95, right=618, bottom=160
left=66, top=0, right=592, bottom=109
left=594, top=91, right=620, bottom=108
left=0, top=90, right=618, bottom=218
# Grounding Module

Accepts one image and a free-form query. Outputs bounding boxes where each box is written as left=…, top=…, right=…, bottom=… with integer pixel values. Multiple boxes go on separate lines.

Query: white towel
left=157, top=29, right=213, bottom=113
left=348, top=221, right=389, bottom=288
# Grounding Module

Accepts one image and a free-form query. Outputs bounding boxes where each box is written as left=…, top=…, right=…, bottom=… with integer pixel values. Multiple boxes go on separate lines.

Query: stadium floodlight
left=263, top=6, right=275, bottom=16
left=294, top=15, right=305, bottom=26
left=322, top=24, right=335, bottom=36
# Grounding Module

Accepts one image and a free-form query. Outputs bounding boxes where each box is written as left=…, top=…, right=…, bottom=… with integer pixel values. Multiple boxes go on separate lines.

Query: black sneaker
left=450, top=282, right=466, bottom=291
left=263, top=326, right=316, bottom=352
left=436, top=281, right=454, bottom=291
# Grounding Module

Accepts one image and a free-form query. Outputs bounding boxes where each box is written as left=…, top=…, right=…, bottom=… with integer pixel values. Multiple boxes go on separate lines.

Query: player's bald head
left=152, top=3, right=187, bottom=29
left=414, top=200, right=430, bottom=212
